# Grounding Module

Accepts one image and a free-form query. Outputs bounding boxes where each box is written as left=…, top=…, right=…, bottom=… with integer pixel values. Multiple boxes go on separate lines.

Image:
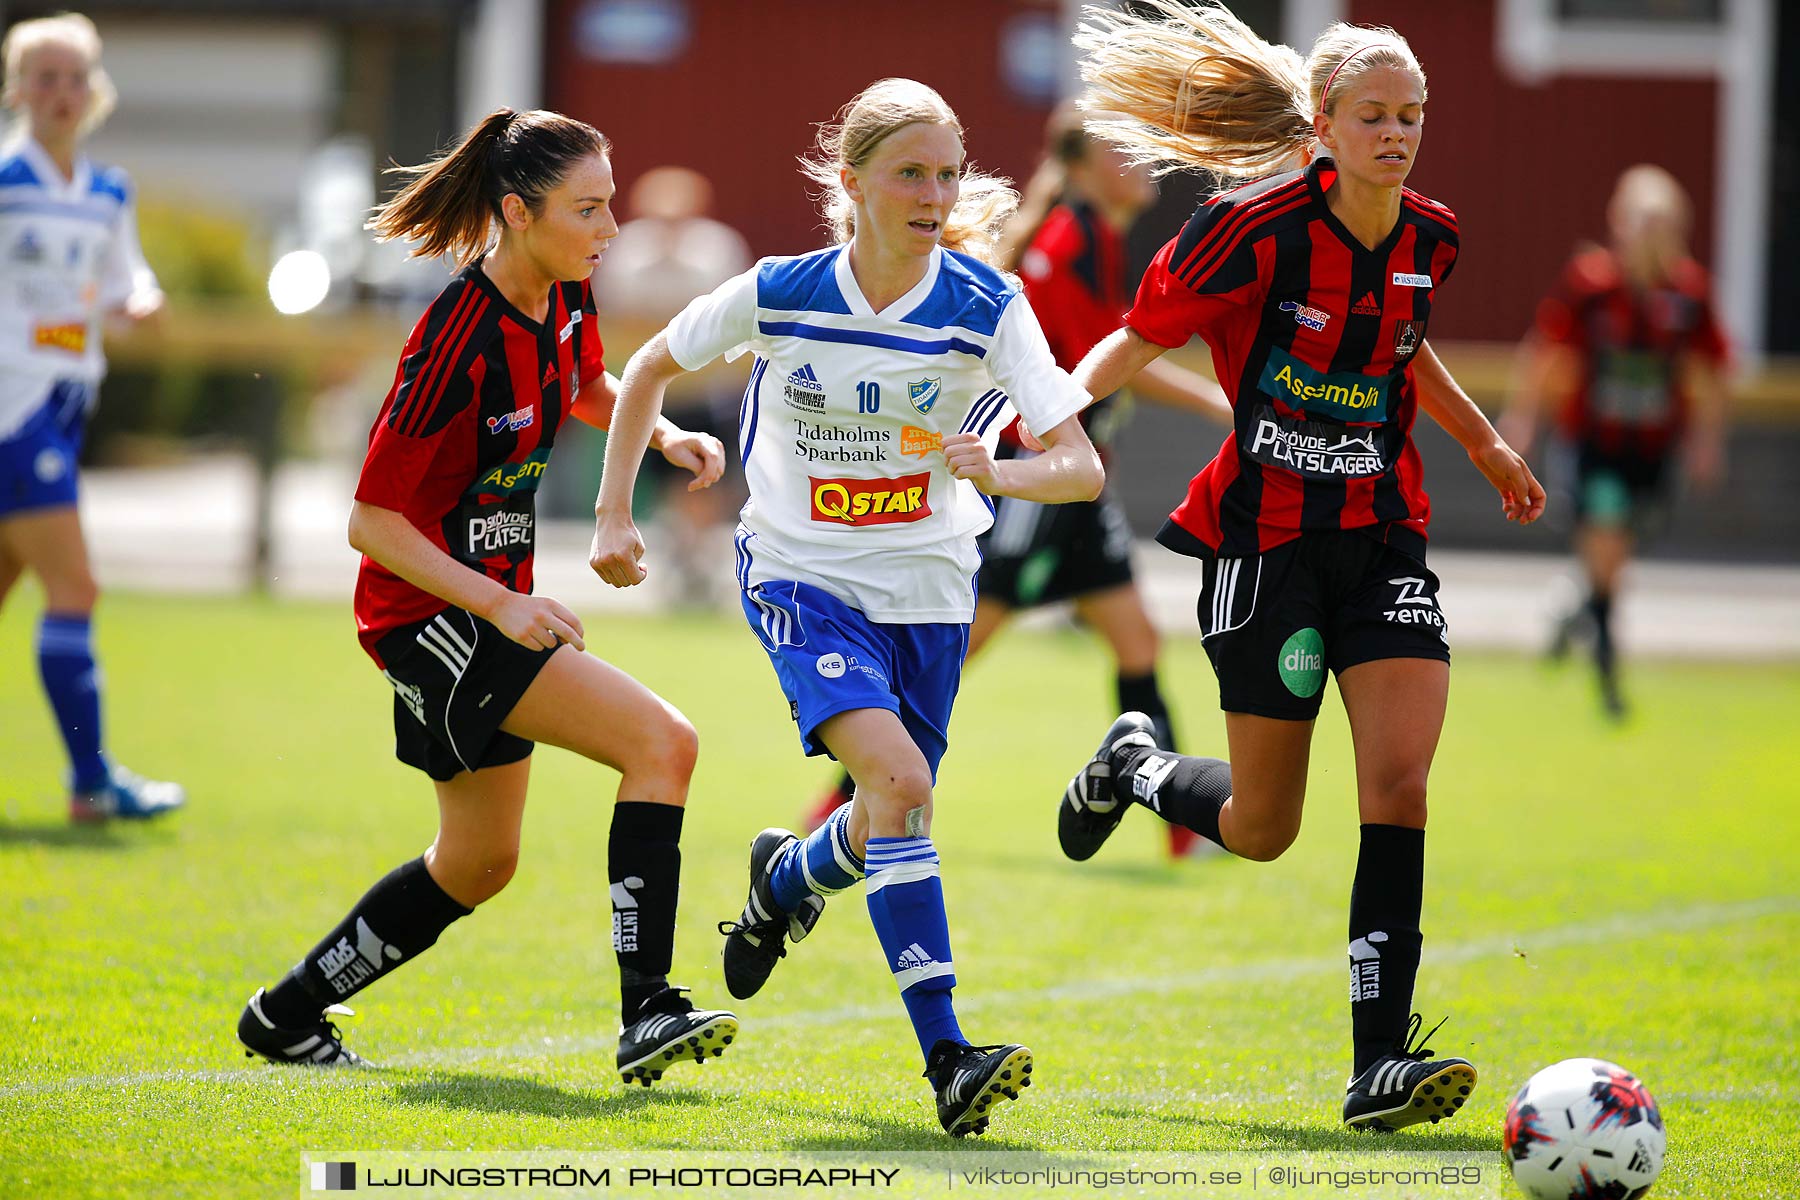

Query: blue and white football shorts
left=740, top=578, right=968, bottom=779
left=0, top=380, right=94, bottom=518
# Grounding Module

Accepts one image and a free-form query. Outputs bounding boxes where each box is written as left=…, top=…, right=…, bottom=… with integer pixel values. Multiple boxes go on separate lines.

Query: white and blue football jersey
left=0, top=135, right=160, bottom=440
left=667, top=245, right=1089, bottom=622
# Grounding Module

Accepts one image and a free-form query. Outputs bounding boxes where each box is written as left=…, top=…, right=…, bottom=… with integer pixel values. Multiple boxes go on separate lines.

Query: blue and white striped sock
left=769, top=801, right=864, bottom=911
left=36, top=613, right=108, bottom=793
left=864, top=835, right=964, bottom=1060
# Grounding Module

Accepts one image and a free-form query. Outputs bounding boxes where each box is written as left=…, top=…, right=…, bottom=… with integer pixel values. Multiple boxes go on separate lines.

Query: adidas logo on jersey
left=1351, top=291, right=1382, bottom=315
left=784, top=363, right=827, bottom=413
left=541, top=361, right=559, bottom=388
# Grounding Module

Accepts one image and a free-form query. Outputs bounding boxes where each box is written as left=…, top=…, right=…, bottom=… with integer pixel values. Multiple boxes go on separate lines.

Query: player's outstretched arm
left=1496, top=331, right=1578, bottom=459
left=943, top=414, right=1102, bottom=504
left=1413, top=340, right=1547, bottom=526
left=349, top=501, right=584, bottom=651
left=1077, top=327, right=1171, bottom=409
left=655, top=425, right=726, bottom=492
left=1131, top=356, right=1232, bottom=425
left=1019, top=328, right=1173, bottom=452
left=589, top=331, right=687, bottom=587
left=1681, top=355, right=1730, bottom=490
left=574, top=371, right=725, bottom=491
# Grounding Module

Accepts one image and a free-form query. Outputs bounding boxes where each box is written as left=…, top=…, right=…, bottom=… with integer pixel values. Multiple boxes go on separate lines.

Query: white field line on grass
left=4, top=895, right=1795, bottom=1099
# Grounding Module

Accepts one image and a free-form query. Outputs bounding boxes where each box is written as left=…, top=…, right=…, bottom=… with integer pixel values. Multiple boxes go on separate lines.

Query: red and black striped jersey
left=1013, top=200, right=1130, bottom=450
left=1534, top=246, right=1727, bottom=460
left=1022, top=201, right=1130, bottom=455
left=1021, top=201, right=1131, bottom=372
left=352, top=261, right=606, bottom=662
left=1128, top=156, right=1457, bottom=560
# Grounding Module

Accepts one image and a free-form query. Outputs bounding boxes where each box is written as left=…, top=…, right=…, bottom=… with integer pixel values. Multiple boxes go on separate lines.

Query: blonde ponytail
left=1075, top=3, right=1428, bottom=181
left=1075, top=0, right=1311, bottom=180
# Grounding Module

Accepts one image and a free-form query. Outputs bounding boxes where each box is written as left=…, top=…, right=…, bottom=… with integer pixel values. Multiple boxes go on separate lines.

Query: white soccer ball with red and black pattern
left=1504, top=1058, right=1665, bottom=1200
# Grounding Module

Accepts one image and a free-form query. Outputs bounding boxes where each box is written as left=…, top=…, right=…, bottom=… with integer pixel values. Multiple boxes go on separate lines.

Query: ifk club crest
left=907, top=377, right=941, bottom=415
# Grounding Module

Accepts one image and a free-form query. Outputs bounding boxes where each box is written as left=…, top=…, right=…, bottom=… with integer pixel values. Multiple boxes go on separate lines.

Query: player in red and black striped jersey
left=1502, top=164, right=1730, bottom=717
left=1049, top=2, right=1544, bottom=1133
left=235, top=108, right=737, bottom=1082
left=352, top=258, right=604, bottom=658
left=798, top=111, right=1230, bottom=858
left=1132, top=152, right=1459, bottom=562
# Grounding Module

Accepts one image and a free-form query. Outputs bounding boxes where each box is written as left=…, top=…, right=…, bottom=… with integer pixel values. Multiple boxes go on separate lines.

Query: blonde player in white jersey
left=590, top=79, right=1102, bottom=1136
left=0, top=14, right=182, bottom=823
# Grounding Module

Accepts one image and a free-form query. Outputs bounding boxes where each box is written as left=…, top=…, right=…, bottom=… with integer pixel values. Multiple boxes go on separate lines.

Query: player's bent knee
left=433, top=844, right=520, bottom=907
left=1228, top=821, right=1300, bottom=862
left=855, top=767, right=933, bottom=831
left=617, top=705, right=699, bottom=792
left=45, top=574, right=99, bottom=614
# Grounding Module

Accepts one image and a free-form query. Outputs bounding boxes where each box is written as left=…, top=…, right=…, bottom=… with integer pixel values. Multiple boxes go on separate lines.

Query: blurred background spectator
left=590, top=164, right=749, bottom=606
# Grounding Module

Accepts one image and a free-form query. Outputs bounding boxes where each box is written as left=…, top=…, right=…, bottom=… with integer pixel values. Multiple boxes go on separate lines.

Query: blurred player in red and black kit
left=804, top=108, right=1231, bottom=859
left=1049, top=2, right=1545, bottom=1131
left=235, top=108, right=737, bottom=1084
left=1502, top=164, right=1730, bottom=718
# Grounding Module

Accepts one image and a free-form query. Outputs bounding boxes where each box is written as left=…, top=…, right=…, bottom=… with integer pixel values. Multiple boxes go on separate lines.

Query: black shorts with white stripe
left=374, top=606, right=558, bottom=781
left=978, top=445, right=1135, bottom=608
left=1182, top=529, right=1451, bottom=721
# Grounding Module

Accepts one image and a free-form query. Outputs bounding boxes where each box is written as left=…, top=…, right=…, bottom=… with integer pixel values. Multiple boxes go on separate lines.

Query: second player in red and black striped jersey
left=1533, top=245, right=1727, bottom=462
left=352, top=263, right=607, bottom=661
left=1129, top=154, right=1458, bottom=560
left=1012, top=200, right=1132, bottom=451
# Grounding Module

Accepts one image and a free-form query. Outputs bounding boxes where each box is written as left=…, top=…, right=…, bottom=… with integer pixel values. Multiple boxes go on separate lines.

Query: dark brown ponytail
left=368, top=107, right=611, bottom=264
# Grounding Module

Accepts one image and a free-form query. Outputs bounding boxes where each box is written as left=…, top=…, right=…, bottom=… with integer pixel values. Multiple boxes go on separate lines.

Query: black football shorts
left=373, top=606, right=558, bottom=781
left=1191, top=530, right=1450, bottom=721
left=978, top=446, right=1135, bottom=608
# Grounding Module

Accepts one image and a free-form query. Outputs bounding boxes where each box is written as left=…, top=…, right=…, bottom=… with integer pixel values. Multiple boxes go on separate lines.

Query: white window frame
left=1498, top=0, right=1773, bottom=359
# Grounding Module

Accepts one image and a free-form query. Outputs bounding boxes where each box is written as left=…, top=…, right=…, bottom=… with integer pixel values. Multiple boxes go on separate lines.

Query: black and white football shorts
left=373, top=606, right=559, bottom=781
left=978, top=446, right=1135, bottom=608
left=1190, top=530, right=1451, bottom=721
left=1569, top=442, right=1673, bottom=535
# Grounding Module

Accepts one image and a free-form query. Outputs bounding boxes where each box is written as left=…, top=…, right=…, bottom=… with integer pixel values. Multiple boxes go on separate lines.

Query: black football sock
left=610, top=801, right=684, bottom=1023
left=262, top=856, right=472, bottom=1026
left=1110, top=743, right=1231, bottom=848
left=1116, top=670, right=1181, bottom=755
left=1348, top=823, right=1425, bottom=1077
left=1587, top=590, right=1616, bottom=679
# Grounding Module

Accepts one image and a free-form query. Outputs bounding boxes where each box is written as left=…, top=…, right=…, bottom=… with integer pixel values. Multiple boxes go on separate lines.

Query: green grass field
left=2, top=592, right=1796, bottom=1198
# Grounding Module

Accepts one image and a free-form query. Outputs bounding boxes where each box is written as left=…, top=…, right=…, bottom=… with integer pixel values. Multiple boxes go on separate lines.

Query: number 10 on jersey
left=857, top=381, right=880, bottom=414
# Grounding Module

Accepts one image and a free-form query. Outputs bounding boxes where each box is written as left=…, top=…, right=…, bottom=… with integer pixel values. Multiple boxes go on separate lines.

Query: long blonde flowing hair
left=800, top=78, right=1018, bottom=266
left=1075, top=1, right=1427, bottom=179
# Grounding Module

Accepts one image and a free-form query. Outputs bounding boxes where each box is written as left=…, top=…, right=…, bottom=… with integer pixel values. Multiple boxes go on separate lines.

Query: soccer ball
left=1503, top=1058, right=1665, bottom=1199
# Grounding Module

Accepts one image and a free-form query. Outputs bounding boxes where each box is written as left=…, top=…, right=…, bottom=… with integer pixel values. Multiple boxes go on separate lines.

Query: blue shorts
left=0, top=381, right=94, bottom=518
left=740, top=579, right=967, bottom=779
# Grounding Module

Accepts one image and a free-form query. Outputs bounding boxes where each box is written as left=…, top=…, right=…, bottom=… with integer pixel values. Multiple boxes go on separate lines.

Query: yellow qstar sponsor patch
left=33, top=323, right=86, bottom=354
left=809, top=472, right=932, bottom=526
